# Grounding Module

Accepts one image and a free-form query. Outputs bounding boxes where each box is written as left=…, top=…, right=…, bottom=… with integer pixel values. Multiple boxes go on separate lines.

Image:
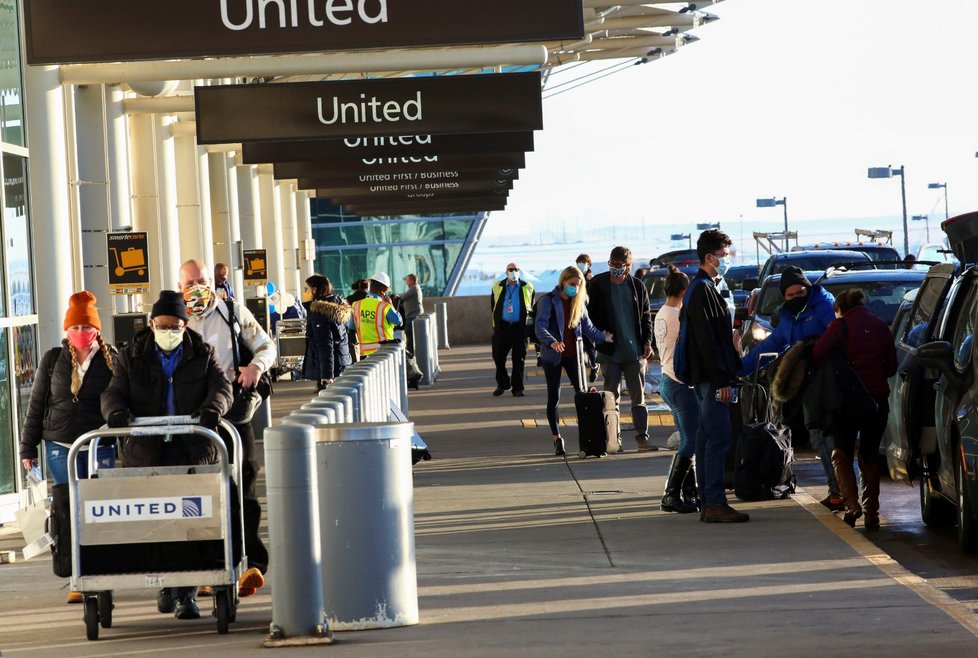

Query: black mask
left=784, top=295, right=808, bottom=316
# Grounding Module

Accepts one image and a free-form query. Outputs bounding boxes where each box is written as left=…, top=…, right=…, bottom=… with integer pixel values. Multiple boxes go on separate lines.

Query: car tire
left=956, top=452, right=978, bottom=554
left=920, top=461, right=955, bottom=527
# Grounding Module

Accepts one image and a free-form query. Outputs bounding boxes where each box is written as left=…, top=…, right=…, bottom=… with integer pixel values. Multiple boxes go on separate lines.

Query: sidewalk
left=1, top=345, right=977, bottom=656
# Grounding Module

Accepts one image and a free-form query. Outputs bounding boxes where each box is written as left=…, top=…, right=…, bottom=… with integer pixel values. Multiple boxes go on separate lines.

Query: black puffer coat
left=101, top=327, right=232, bottom=467
left=19, top=341, right=117, bottom=460
left=302, top=295, right=353, bottom=381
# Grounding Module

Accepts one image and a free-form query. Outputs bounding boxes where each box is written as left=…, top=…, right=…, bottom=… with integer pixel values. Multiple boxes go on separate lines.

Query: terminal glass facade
left=0, top=0, right=37, bottom=513
left=310, top=199, right=487, bottom=297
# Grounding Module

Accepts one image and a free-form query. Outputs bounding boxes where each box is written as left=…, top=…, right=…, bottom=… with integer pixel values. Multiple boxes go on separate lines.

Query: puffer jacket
left=303, top=294, right=353, bottom=381
left=739, top=285, right=836, bottom=376
left=19, top=341, right=117, bottom=460
left=534, top=288, right=606, bottom=366
left=101, top=327, right=232, bottom=467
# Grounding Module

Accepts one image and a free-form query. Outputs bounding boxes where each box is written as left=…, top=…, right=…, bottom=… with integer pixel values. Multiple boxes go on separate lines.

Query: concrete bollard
left=284, top=411, right=333, bottom=425
left=315, top=422, right=418, bottom=630
left=324, top=384, right=363, bottom=422
left=303, top=398, right=347, bottom=423
left=343, top=373, right=377, bottom=421
left=263, top=425, right=332, bottom=646
left=413, top=316, right=433, bottom=386
left=435, top=302, right=450, bottom=349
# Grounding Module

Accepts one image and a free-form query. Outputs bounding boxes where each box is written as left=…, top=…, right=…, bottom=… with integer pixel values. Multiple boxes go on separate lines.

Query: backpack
left=673, top=275, right=710, bottom=384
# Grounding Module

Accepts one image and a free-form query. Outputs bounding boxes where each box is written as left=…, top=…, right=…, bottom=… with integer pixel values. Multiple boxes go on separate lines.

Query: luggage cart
left=66, top=417, right=246, bottom=641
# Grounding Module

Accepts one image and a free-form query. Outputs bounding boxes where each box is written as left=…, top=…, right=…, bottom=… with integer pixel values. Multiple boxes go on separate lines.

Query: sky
left=476, top=0, right=978, bottom=258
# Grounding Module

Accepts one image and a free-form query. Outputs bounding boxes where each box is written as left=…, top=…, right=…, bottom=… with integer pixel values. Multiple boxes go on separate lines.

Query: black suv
left=793, top=242, right=902, bottom=268
left=758, top=249, right=874, bottom=283
left=885, top=211, right=978, bottom=553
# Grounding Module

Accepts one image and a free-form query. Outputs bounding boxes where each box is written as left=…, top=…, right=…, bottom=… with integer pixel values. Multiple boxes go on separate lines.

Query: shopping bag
left=15, top=474, right=53, bottom=559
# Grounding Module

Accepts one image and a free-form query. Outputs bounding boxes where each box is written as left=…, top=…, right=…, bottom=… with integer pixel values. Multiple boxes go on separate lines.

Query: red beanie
left=64, top=291, right=101, bottom=331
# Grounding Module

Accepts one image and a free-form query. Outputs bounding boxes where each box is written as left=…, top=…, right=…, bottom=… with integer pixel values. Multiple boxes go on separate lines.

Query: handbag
left=16, top=474, right=53, bottom=560
left=223, top=300, right=273, bottom=424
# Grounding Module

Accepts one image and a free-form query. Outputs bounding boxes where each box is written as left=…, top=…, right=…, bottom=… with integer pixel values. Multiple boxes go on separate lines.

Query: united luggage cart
left=574, top=337, right=621, bottom=459
left=275, top=318, right=306, bottom=379
left=66, top=417, right=246, bottom=641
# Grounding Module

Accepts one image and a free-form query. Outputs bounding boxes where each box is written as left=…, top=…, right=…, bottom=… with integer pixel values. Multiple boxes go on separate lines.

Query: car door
left=887, top=264, right=955, bottom=482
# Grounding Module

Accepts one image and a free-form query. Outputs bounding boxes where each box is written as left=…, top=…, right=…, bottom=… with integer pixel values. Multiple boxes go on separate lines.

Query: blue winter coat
left=302, top=295, right=353, bottom=381
left=534, top=289, right=606, bottom=366
left=738, top=284, right=836, bottom=376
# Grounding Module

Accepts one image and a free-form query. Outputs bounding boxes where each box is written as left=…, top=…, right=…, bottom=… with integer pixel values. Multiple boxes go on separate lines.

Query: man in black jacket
left=677, top=229, right=749, bottom=523
left=588, top=246, right=654, bottom=450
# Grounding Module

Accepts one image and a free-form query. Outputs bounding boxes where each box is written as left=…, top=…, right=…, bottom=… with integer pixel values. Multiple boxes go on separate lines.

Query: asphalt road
left=793, top=452, right=978, bottom=613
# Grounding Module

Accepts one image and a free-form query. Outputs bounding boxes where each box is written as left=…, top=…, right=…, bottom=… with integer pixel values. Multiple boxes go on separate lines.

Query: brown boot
left=832, top=448, right=862, bottom=527
left=858, top=454, right=881, bottom=531
left=703, top=503, right=750, bottom=523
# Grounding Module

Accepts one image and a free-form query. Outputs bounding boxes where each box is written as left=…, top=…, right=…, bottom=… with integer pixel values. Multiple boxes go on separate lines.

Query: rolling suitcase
left=574, top=338, right=621, bottom=458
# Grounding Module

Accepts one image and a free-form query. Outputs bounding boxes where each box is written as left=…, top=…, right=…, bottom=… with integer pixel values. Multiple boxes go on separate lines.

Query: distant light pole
left=756, top=197, right=788, bottom=250
left=868, top=165, right=909, bottom=257
left=671, top=233, right=692, bottom=249
left=912, top=214, right=930, bottom=242
left=927, top=182, right=949, bottom=221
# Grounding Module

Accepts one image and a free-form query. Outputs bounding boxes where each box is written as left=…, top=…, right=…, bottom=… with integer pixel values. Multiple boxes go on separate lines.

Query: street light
left=670, top=233, right=692, bottom=249
left=912, top=214, right=930, bottom=242
left=756, top=197, right=788, bottom=251
left=867, top=165, right=909, bottom=257
left=927, top=182, right=949, bottom=221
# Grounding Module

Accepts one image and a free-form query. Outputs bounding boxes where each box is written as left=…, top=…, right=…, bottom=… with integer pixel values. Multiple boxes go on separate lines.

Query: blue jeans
left=693, top=383, right=732, bottom=508
left=808, top=429, right=839, bottom=496
left=45, top=442, right=116, bottom=485
left=660, top=375, right=698, bottom=460
left=543, top=357, right=581, bottom=436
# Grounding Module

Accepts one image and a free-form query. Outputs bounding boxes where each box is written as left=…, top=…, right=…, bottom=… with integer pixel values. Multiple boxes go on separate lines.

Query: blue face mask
left=564, top=285, right=579, bottom=298
left=713, top=255, right=730, bottom=277
left=609, top=265, right=627, bottom=278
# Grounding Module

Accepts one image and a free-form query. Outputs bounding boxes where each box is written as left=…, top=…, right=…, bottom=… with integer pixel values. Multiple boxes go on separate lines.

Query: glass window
left=901, top=273, right=953, bottom=348
left=315, top=242, right=464, bottom=299
left=951, top=285, right=978, bottom=370
left=0, top=0, right=24, bottom=147
left=12, top=323, right=36, bottom=436
left=3, top=152, right=31, bottom=315
left=0, top=329, right=12, bottom=495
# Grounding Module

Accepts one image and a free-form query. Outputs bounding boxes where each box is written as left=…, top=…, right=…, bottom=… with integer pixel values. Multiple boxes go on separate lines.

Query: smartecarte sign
left=195, top=72, right=542, bottom=144
left=106, top=231, right=150, bottom=294
left=24, top=0, right=583, bottom=65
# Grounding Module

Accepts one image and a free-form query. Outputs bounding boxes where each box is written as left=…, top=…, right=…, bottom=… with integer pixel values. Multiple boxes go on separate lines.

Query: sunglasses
left=507, top=268, right=519, bottom=272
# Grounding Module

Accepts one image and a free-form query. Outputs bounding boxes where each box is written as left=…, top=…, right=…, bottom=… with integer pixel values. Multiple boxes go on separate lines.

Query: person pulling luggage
left=534, top=266, right=612, bottom=456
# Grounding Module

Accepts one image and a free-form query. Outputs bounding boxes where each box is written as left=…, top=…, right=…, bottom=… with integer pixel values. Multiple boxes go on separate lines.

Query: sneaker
left=174, top=596, right=200, bottom=620
left=157, top=588, right=176, bottom=613
left=66, top=591, right=84, bottom=605
left=819, top=494, right=846, bottom=513
left=703, top=504, right=750, bottom=523
left=238, top=566, right=265, bottom=598
left=512, top=390, right=525, bottom=397
left=197, top=585, right=214, bottom=597
left=492, top=387, right=506, bottom=396
left=636, top=437, right=657, bottom=452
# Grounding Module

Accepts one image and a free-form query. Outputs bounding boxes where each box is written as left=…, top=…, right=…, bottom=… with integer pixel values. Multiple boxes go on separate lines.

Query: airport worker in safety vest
left=349, top=272, right=403, bottom=357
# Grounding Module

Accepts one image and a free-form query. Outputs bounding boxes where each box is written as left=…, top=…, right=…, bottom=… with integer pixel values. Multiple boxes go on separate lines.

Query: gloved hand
left=197, top=408, right=221, bottom=430
left=107, top=410, right=129, bottom=428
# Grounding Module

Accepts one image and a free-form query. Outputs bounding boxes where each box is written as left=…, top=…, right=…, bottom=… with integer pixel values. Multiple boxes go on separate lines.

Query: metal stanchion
left=303, top=398, right=348, bottom=423
left=263, top=425, right=332, bottom=647
left=343, top=372, right=377, bottom=421
left=413, top=315, right=434, bottom=386
left=315, top=422, right=418, bottom=630
left=284, top=411, right=333, bottom=425
left=435, top=302, right=450, bottom=349
left=325, top=384, right=363, bottom=422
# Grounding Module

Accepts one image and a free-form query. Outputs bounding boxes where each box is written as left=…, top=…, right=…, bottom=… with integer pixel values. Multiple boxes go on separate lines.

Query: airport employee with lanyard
left=349, top=272, right=402, bottom=357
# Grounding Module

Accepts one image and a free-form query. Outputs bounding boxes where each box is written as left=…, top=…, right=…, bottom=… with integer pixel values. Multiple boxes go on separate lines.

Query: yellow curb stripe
left=520, top=413, right=675, bottom=429
left=793, top=489, right=978, bottom=639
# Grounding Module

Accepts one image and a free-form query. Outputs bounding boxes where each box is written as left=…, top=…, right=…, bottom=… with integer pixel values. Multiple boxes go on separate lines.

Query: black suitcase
left=731, top=353, right=795, bottom=500
left=574, top=338, right=621, bottom=458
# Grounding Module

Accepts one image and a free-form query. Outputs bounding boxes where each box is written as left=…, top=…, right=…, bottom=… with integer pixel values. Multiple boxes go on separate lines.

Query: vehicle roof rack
left=753, top=231, right=799, bottom=264
left=854, top=228, right=893, bottom=244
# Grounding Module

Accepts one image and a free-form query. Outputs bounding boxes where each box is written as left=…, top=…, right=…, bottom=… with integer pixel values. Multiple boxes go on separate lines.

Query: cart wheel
left=85, top=597, right=100, bottom=641
left=98, top=591, right=113, bottom=628
left=578, top=451, right=586, bottom=459
left=215, top=589, right=231, bottom=634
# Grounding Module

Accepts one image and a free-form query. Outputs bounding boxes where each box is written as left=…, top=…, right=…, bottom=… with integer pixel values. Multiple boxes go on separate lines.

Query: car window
left=891, top=302, right=912, bottom=339
left=951, top=283, right=978, bottom=370
left=644, top=276, right=666, bottom=300
left=822, top=281, right=922, bottom=325
left=901, top=272, right=953, bottom=348
left=757, top=284, right=784, bottom=317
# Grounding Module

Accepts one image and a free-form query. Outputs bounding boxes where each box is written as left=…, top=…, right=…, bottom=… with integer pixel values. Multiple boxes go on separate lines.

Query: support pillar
left=127, top=112, right=159, bottom=308
left=259, top=166, right=285, bottom=294
left=295, top=189, right=315, bottom=280
left=105, top=85, right=133, bottom=314
left=208, top=151, right=233, bottom=275
left=25, top=65, right=73, bottom=350
left=155, top=115, right=181, bottom=289
left=236, top=162, right=261, bottom=298
left=279, top=181, right=300, bottom=296
left=224, top=153, right=244, bottom=297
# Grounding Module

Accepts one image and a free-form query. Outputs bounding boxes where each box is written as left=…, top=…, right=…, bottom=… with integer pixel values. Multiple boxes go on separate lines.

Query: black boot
left=680, top=459, right=700, bottom=511
left=661, top=455, right=698, bottom=513
left=554, top=437, right=566, bottom=456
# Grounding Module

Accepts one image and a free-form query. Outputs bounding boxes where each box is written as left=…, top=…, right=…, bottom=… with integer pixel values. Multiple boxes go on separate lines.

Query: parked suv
left=885, top=211, right=978, bottom=553
left=758, top=249, right=874, bottom=283
left=793, top=242, right=902, bottom=268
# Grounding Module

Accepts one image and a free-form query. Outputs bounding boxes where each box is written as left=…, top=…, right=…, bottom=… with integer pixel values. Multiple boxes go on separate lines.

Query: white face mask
left=577, top=262, right=589, bottom=272
left=154, top=328, right=184, bottom=352
left=507, top=270, right=520, bottom=282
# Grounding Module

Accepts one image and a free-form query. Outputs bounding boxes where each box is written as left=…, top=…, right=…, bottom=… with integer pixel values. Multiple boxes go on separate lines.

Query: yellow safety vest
left=491, top=280, right=534, bottom=328
left=353, top=296, right=395, bottom=356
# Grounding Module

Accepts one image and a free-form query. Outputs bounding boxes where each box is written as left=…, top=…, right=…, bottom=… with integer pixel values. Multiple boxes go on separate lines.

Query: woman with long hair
left=302, top=274, right=353, bottom=390
left=19, top=291, right=116, bottom=604
left=655, top=265, right=700, bottom=513
left=535, top=265, right=612, bottom=455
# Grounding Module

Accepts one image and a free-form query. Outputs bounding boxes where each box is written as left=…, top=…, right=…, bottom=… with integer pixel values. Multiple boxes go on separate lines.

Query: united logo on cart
left=84, top=496, right=214, bottom=523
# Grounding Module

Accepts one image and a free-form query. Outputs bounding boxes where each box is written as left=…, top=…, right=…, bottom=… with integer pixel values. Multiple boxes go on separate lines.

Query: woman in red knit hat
left=19, top=291, right=116, bottom=604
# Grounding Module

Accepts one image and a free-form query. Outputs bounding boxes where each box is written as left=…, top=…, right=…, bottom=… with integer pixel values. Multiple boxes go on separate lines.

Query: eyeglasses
left=506, top=268, right=519, bottom=272
left=154, top=324, right=184, bottom=331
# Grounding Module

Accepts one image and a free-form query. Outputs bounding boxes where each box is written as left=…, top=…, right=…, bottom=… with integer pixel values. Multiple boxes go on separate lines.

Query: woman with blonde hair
left=19, top=291, right=116, bottom=604
left=535, top=266, right=613, bottom=455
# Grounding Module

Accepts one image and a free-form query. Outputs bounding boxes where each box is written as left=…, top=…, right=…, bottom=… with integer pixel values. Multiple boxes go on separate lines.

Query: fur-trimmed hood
left=771, top=341, right=809, bottom=402
left=310, top=296, right=352, bottom=324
